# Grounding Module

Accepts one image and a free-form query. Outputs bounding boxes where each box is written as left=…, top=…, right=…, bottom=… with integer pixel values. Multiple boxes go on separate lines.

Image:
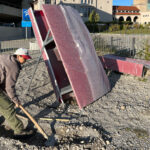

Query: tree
left=87, top=10, right=100, bottom=32
left=88, top=10, right=100, bottom=23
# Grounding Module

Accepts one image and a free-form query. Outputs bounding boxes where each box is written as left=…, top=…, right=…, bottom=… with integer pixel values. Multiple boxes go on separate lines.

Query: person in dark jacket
left=0, top=48, right=33, bottom=137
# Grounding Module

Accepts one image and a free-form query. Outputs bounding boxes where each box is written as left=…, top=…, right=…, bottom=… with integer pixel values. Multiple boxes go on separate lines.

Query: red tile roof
left=114, top=13, right=140, bottom=15
left=113, top=6, right=140, bottom=11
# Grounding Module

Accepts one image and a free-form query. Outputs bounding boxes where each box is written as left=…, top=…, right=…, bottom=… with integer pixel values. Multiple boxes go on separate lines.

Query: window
left=81, top=0, right=83, bottom=4
left=91, top=0, right=93, bottom=4
left=85, top=0, right=87, bottom=4
left=148, top=4, right=150, bottom=10
left=88, top=7, right=91, bottom=15
left=88, top=0, right=90, bottom=4
left=45, top=0, right=50, bottom=3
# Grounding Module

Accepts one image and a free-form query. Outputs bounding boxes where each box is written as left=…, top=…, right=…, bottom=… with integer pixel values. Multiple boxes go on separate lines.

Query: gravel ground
left=0, top=50, right=150, bottom=150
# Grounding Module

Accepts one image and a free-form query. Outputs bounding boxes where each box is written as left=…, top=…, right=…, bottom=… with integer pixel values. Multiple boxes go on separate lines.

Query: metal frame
left=26, top=30, right=53, bottom=92
left=27, top=8, right=64, bottom=103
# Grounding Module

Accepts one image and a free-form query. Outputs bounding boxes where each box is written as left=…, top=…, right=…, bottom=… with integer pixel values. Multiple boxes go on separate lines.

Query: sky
left=113, top=0, right=133, bottom=6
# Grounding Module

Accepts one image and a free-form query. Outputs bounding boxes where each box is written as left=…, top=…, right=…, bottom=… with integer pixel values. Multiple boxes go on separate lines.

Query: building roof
left=114, top=13, right=140, bottom=15
left=113, top=6, right=140, bottom=15
left=113, top=6, right=140, bottom=11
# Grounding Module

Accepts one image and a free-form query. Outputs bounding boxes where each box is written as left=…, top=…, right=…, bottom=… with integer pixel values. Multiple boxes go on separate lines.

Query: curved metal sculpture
left=28, top=5, right=110, bottom=109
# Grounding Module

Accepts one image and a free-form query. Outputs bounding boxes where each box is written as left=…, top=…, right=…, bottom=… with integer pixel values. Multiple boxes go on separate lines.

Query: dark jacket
left=0, top=55, right=21, bottom=103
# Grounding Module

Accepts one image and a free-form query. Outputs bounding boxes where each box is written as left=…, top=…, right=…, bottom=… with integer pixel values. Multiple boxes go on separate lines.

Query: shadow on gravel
left=0, top=123, right=46, bottom=146
left=14, top=92, right=112, bottom=147
left=107, top=70, right=122, bottom=89
left=21, top=90, right=54, bottom=108
left=31, top=99, right=112, bottom=148
left=18, top=132, right=47, bottom=146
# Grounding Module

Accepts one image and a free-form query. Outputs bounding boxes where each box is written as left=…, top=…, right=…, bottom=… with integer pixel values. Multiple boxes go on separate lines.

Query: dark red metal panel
left=28, top=8, right=71, bottom=102
left=99, top=55, right=144, bottom=77
left=41, top=5, right=110, bottom=108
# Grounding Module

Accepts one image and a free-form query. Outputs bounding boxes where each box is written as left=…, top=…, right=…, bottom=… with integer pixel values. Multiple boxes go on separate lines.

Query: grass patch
left=124, top=127, right=149, bottom=139
left=138, top=78, right=148, bottom=82
left=133, top=128, right=149, bottom=139
left=103, top=28, right=150, bottom=34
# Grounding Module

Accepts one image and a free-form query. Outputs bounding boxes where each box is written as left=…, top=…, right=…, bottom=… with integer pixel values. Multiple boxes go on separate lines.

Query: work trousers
left=0, top=90, right=24, bottom=134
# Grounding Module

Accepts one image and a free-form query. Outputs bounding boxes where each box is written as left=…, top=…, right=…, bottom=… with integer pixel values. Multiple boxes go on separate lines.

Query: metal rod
left=25, top=30, right=53, bottom=93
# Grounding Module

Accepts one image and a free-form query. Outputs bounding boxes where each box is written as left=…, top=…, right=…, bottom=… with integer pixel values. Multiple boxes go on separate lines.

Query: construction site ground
left=0, top=50, right=150, bottom=150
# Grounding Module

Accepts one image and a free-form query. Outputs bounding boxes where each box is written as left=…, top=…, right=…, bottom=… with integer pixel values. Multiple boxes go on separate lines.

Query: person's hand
left=13, top=99, right=21, bottom=108
left=15, top=102, right=21, bottom=108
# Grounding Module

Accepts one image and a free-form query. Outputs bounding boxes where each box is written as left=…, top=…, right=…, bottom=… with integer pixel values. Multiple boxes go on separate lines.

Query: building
left=113, top=6, right=140, bottom=23
left=0, top=0, right=33, bottom=41
left=0, top=0, right=22, bottom=27
left=33, top=0, right=113, bottom=22
left=133, top=0, right=150, bottom=24
left=139, top=11, right=150, bottom=24
left=0, top=0, right=33, bottom=27
left=133, top=0, right=150, bottom=12
left=133, top=0, right=148, bottom=12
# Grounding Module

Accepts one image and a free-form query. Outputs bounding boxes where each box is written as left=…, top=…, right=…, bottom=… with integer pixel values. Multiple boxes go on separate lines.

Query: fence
left=0, top=38, right=36, bottom=53
left=92, top=33, right=150, bottom=60
left=1, top=34, right=150, bottom=61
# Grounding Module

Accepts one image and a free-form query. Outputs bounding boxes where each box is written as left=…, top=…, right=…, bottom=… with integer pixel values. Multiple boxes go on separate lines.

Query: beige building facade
left=133, top=0, right=150, bottom=24
left=33, top=0, right=113, bottom=22
left=139, top=12, right=150, bottom=24
left=133, top=0, right=148, bottom=12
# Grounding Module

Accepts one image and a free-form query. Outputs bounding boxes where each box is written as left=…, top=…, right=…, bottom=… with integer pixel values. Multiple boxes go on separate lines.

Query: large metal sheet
left=41, top=5, right=110, bottom=108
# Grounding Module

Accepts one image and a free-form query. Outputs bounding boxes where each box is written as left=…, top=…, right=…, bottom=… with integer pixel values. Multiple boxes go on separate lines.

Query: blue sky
left=113, top=0, right=133, bottom=6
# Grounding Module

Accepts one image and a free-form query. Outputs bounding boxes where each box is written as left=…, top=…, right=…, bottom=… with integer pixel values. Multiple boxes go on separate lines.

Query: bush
left=123, top=24, right=130, bottom=30
left=133, top=24, right=144, bottom=29
left=85, top=22, right=99, bottom=33
left=108, top=24, right=120, bottom=32
left=136, top=40, right=150, bottom=60
left=133, top=23, right=140, bottom=29
left=144, top=24, right=150, bottom=29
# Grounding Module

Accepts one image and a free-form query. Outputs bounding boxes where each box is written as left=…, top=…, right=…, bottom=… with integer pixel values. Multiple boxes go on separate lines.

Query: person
left=0, top=48, right=34, bottom=137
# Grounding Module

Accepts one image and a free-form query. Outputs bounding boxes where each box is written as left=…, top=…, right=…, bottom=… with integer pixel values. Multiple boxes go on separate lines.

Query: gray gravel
left=0, top=50, right=150, bottom=150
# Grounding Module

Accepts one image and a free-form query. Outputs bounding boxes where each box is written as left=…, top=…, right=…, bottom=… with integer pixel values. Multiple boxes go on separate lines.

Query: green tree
left=88, top=10, right=100, bottom=23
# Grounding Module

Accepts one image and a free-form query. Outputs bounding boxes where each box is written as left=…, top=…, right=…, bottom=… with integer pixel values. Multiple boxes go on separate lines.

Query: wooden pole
left=39, top=118, right=70, bottom=122
left=19, top=105, right=48, bottom=140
